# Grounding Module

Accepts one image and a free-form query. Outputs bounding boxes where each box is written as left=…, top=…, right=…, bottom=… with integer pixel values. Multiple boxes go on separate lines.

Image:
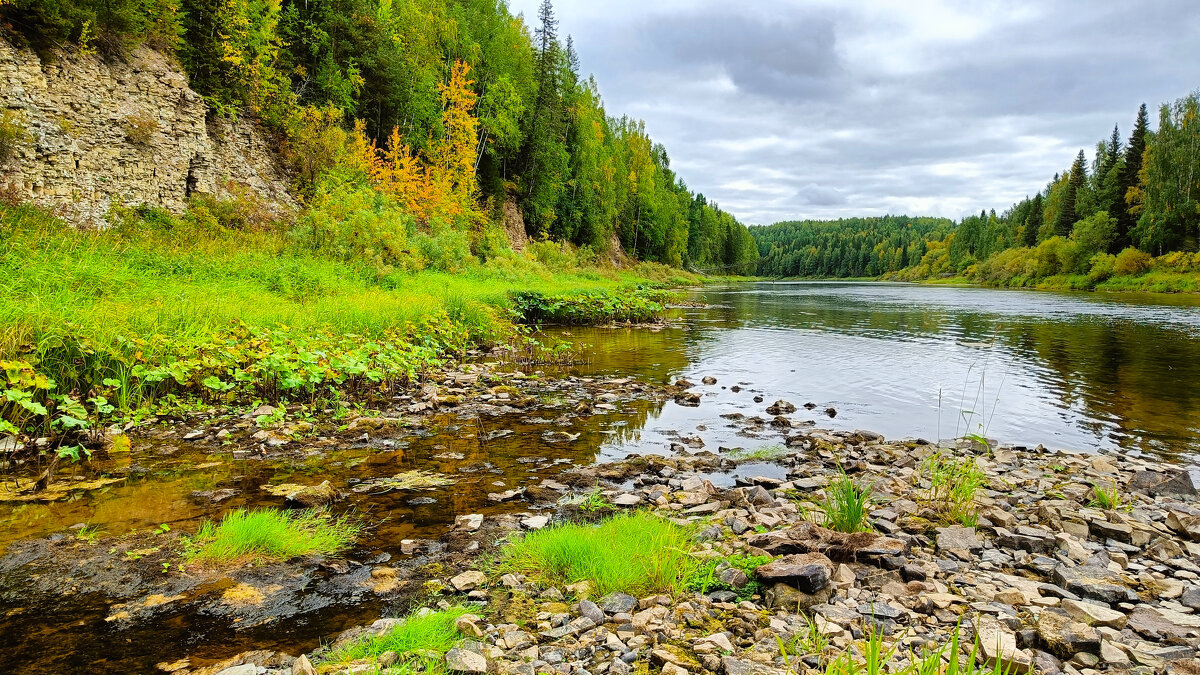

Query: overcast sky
left=506, top=0, right=1200, bottom=225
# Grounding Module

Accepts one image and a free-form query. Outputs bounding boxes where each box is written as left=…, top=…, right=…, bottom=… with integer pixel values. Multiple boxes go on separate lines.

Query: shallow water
left=566, top=281, right=1200, bottom=461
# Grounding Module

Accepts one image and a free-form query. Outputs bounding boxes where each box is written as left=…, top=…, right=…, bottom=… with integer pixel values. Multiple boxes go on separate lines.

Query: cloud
left=508, top=0, right=1200, bottom=224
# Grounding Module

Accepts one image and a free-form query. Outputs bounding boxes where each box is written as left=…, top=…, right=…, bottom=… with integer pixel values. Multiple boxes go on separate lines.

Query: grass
left=684, top=554, right=771, bottom=599
left=324, top=606, right=472, bottom=673
left=185, top=508, right=360, bottom=564
left=497, top=511, right=698, bottom=596
left=727, top=444, right=789, bottom=461
left=1089, top=481, right=1125, bottom=510
left=812, top=625, right=1014, bottom=675
left=922, top=451, right=985, bottom=527
left=820, top=469, right=873, bottom=533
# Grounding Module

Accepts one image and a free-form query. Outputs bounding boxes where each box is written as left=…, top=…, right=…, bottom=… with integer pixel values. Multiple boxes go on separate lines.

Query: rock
left=674, top=392, right=701, bottom=407
left=1032, top=650, right=1062, bottom=675
left=612, top=493, right=641, bottom=506
left=261, top=480, right=338, bottom=506
left=936, top=525, right=982, bottom=552
left=292, top=654, right=317, bottom=675
left=1127, top=604, right=1200, bottom=640
left=702, top=633, right=735, bottom=652
left=521, top=515, right=549, bottom=530
left=1052, top=564, right=1137, bottom=604
left=579, top=600, right=606, bottom=625
left=717, top=567, right=749, bottom=589
left=216, top=666, right=257, bottom=675
left=663, top=663, right=689, bottom=675
left=722, top=656, right=785, bottom=675
left=1129, top=469, right=1197, bottom=497
left=748, top=521, right=906, bottom=561
left=1180, top=586, right=1200, bottom=610
left=1036, top=609, right=1101, bottom=658
left=455, top=514, right=484, bottom=531
left=445, top=648, right=488, bottom=673
left=455, top=614, right=484, bottom=638
left=766, top=400, right=796, bottom=415
left=977, top=620, right=1033, bottom=674
left=450, top=571, right=487, bottom=592
left=996, top=525, right=1056, bottom=553
left=1167, top=510, right=1200, bottom=542
left=754, top=553, right=833, bottom=593
left=1088, top=519, right=1133, bottom=543
left=702, top=376, right=717, bottom=385
left=1060, top=599, right=1127, bottom=629
left=857, top=602, right=906, bottom=622
left=766, top=581, right=832, bottom=611
left=599, top=593, right=638, bottom=614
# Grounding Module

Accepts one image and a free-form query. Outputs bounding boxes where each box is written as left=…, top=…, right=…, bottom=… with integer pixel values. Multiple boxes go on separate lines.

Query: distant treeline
left=751, top=90, right=1200, bottom=288
left=0, top=0, right=758, bottom=273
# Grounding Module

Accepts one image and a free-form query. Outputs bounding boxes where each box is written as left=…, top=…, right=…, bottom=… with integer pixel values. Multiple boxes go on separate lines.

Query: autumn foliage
left=345, top=61, right=482, bottom=227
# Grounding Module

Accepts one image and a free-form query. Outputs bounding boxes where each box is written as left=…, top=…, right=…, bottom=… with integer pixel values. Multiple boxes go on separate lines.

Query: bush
left=122, top=112, right=158, bottom=145
left=1087, top=252, right=1117, bottom=282
left=1114, top=247, right=1153, bottom=276
left=292, top=171, right=413, bottom=270
left=1033, top=236, right=1076, bottom=278
left=283, top=105, right=347, bottom=190
left=497, top=512, right=698, bottom=596
left=1070, top=211, right=1117, bottom=269
left=528, top=240, right=578, bottom=270
left=0, top=111, right=28, bottom=165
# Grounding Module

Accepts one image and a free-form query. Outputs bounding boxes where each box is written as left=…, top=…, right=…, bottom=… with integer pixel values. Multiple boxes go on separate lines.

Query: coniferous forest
left=0, top=0, right=759, bottom=273
left=752, top=94, right=1200, bottom=290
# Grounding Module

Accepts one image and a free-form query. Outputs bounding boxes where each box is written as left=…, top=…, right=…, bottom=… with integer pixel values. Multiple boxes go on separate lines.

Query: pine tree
left=1054, top=150, right=1086, bottom=236
left=1116, top=104, right=1149, bottom=248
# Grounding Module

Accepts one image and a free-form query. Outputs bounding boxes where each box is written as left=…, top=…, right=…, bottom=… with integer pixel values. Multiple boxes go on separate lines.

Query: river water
left=3, top=281, right=1200, bottom=672
left=575, top=281, right=1200, bottom=461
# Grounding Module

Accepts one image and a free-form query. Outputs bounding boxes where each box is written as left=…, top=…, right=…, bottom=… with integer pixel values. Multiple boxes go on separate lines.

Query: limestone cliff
left=0, top=38, right=293, bottom=225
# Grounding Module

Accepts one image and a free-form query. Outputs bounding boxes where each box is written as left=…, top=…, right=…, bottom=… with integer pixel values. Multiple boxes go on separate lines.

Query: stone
left=445, top=648, right=488, bottom=673
left=936, top=525, right=982, bottom=552
left=977, top=620, right=1033, bottom=674
left=292, top=654, right=317, bottom=675
left=216, top=666, right=257, bottom=675
left=599, top=593, right=638, bottom=614
left=262, top=480, right=337, bottom=506
left=1060, top=599, right=1127, bottom=629
left=1088, top=519, right=1133, bottom=543
left=1052, top=565, right=1137, bottom=604
left=754, top=553, right=833, bottom=593
left=722, top=656, right=786, bottom=675
left=996, top=525, right=1056, bottom=553
left=455, top=614, right=484, bottom=638
left=1127, top=605, right=1200, bottom=640
left=1036, top=609, right=1101, bottom=658
left=1167, top=510, right=1200, bottom=542
left=702, top=633, right=735, bottom=652
left=1129, top=470, right=1197, bottom=497
left=662, top=663, right=689, bottom=675
left=450, top=571, right=487, bottom=592
left=612, top=493, right=641, bottom=506
left=579, top=600, right=606, bottom=625
left=766, top=400, right=796, bottom=415
left=455, top=514, right=484, bottom=531
left=717, top=567, right=749, bottom=589
left=521, top=515, right=549, bottom=530
left=766, top=582, right=833, bottom=611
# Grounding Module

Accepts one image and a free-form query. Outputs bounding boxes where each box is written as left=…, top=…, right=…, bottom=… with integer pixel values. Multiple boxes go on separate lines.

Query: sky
left=506, top=0, right=1200, bottom=225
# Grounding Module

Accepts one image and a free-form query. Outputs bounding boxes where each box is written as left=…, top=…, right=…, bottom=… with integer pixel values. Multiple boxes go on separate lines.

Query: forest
left=752, top=92, right=1200, bottom=290
left=0, top=0, right=759, bottom=274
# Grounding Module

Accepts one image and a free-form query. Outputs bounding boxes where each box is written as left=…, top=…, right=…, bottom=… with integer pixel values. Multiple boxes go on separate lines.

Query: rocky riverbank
left=178, top=417, right=1200, bottom=675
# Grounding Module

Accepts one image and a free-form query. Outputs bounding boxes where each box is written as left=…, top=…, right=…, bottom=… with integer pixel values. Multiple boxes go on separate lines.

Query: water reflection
left=564, top=282, right=1200, bottom=460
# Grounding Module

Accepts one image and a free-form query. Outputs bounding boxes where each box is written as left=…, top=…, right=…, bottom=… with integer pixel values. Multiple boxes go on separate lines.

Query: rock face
left=0, top=37, right=292, bottom=226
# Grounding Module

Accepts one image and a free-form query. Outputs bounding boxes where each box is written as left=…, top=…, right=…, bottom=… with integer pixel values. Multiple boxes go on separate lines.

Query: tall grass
left=498, top=512, right=698, bottom=596
left=325, top=606, right=472, bottom=672
left=185, top=508, right=360, bottom=563
left=820, top=469, right=873, bottom=533
left=922, top=452, right=985, bottom=527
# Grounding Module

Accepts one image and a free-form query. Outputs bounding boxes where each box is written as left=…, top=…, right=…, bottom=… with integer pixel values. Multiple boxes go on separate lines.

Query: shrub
left=528, top=239, right=578, bottom=270
left=1070, top=211, right=1117, bottom=269
left=1087, top=252, right=1117, bottom=282
left=283, top=105, right=347, bottom=190
left=1114, top=247, right=1153, bottom=276
left=820, top=469, right=873, bottom=533
left=1033, top=236, right=1076, bottom=277
left=122, top=112, right=158, bottom=146
left=0, top=111, right=28, bottom=164
left=509, top=288, right=672, bottom=325
left=185, top=508, right=360, bottom=564
left=497, top=512, right=698, bottom=596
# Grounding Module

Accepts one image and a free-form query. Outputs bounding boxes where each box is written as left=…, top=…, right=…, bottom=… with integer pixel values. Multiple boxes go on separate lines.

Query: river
left=571, top=281, right=1200, bottom=462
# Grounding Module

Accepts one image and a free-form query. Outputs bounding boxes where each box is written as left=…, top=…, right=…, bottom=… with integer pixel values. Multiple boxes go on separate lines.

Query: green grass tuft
left=497, top=511, right=698, bottom=596
left=325, top=606, right=472, bottom=672
left=1089, top=481, right=1125, bottom=510
left=820, top=469, right=873, bottom=533
left=922, top=451, right=985, bottom=527
left=185, top=508, right=360, bottom=563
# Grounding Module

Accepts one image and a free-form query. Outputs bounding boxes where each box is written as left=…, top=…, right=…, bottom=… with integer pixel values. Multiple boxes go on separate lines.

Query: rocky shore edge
left=183, top=426, right=1200, bottom=675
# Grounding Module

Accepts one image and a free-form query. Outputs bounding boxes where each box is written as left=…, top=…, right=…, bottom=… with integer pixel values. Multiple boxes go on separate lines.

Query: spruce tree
left=1116, top=104, right=1149, bottom=248
left=1054, top=150, right=1086, bottom=236
left=1024, top=193, right=1043, bottom=246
